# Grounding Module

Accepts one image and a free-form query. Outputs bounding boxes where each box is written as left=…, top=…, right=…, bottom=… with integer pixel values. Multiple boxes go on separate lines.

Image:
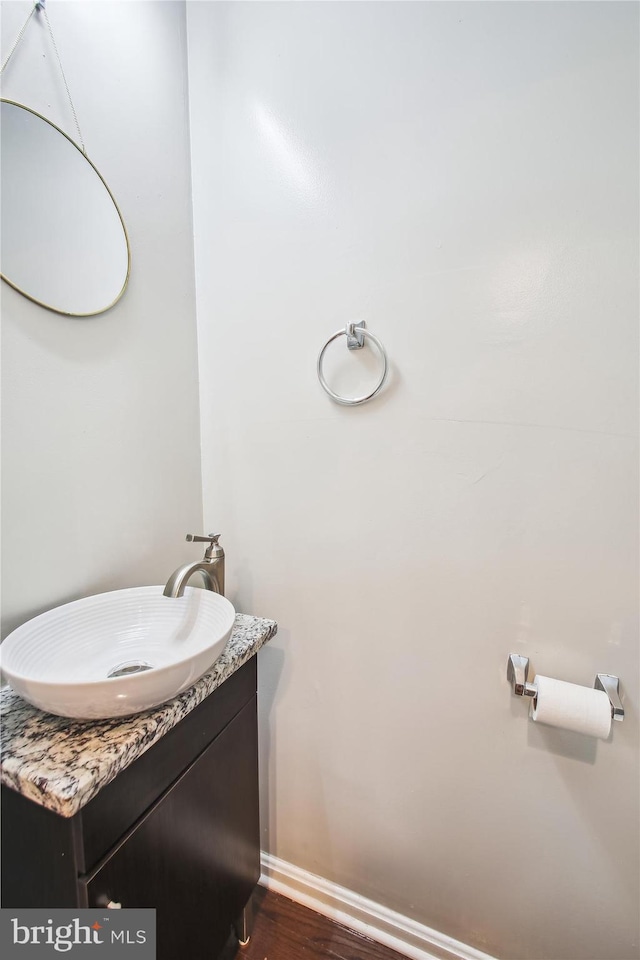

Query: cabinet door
left=82, top=698, right=259, bottom=960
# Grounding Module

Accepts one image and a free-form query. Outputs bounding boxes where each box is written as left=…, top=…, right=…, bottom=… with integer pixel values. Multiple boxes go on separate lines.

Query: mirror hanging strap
left=0, top=0, right=86, bottom=154
left=0, top=3, right=37, bottom=75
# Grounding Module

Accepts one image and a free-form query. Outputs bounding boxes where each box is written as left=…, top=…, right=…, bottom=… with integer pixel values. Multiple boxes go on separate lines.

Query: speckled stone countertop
left=0, top=613, right=277, bottom=818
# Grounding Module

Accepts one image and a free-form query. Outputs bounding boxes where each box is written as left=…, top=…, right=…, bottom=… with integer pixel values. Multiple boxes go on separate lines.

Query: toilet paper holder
left=507, top=654, right=624, bottom=721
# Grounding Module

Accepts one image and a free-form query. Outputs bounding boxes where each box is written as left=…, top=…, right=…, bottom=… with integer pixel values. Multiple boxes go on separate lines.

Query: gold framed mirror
left=0, top=99, right=130, bottom=317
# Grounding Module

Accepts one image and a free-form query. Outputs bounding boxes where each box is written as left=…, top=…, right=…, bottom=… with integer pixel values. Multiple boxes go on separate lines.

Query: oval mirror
left=0, top=100, right=130, bottom=317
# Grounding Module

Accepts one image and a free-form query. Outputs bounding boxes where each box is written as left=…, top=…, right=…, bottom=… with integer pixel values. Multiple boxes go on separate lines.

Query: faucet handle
left=186, top=534, right=223, bottom=562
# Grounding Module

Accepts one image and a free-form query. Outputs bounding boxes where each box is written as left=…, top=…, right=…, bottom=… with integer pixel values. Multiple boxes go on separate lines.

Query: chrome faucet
left=163, top=534, right=225, bottom=598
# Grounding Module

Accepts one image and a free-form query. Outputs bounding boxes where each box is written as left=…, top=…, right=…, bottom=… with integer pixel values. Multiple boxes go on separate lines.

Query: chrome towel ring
left=317, top=322, right=389, bottom=406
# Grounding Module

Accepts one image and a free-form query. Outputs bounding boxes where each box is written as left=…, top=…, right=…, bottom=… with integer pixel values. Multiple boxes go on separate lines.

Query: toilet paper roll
left=530, top=676, right=611, bottom=739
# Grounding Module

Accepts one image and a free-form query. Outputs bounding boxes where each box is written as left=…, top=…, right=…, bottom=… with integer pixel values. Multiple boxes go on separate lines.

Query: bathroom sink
left=0, top=586, right=236, bottom=720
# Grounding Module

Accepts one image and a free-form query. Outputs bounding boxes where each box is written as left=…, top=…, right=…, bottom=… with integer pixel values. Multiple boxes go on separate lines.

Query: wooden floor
left=231, top=888, right=408, bottom=960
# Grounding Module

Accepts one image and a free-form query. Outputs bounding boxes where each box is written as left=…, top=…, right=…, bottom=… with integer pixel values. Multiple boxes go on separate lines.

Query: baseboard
left=259, top=853, right=498, bottom=960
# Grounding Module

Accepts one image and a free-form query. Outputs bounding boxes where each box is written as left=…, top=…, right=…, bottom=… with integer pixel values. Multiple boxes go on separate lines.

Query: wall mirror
left=0, top=99, right=130, bottom=317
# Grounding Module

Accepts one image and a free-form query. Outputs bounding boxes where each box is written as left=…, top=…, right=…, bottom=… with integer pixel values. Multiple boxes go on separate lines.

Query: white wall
left=187, top=3, right=639, bottom=959
left=1, top=0, right=203, bottom=636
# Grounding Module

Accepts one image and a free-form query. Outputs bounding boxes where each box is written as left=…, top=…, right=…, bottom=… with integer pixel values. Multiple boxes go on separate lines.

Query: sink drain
left=107, top=660, right=153, bottom=679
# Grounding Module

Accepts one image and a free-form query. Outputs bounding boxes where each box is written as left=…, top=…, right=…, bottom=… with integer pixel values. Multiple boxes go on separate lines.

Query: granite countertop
left=0, top=613, right=277, bottom=818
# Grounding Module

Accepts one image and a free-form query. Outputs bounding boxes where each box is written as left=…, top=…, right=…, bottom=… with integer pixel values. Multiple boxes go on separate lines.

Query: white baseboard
left=259, top=853, right=498, bottom=960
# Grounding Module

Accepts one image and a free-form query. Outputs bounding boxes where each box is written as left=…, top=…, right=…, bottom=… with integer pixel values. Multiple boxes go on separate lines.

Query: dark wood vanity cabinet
left=1, top=658, right=260, bottom=960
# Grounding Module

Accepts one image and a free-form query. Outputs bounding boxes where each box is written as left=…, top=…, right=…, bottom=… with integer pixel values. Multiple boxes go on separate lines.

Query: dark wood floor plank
left=233, top=888, right=408, bottom=960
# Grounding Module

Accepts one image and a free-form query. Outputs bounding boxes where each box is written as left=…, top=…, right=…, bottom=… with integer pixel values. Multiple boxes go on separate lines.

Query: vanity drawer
left=78, top=657, right=257, bottom=873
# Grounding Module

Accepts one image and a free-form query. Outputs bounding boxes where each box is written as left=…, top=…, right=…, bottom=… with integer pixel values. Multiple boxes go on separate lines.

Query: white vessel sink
left=0, top=586, right=236, bottom=720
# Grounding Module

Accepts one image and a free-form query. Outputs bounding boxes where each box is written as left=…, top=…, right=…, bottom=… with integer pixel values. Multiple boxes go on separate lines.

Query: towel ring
left=317, top=322, right=389, bottom=406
